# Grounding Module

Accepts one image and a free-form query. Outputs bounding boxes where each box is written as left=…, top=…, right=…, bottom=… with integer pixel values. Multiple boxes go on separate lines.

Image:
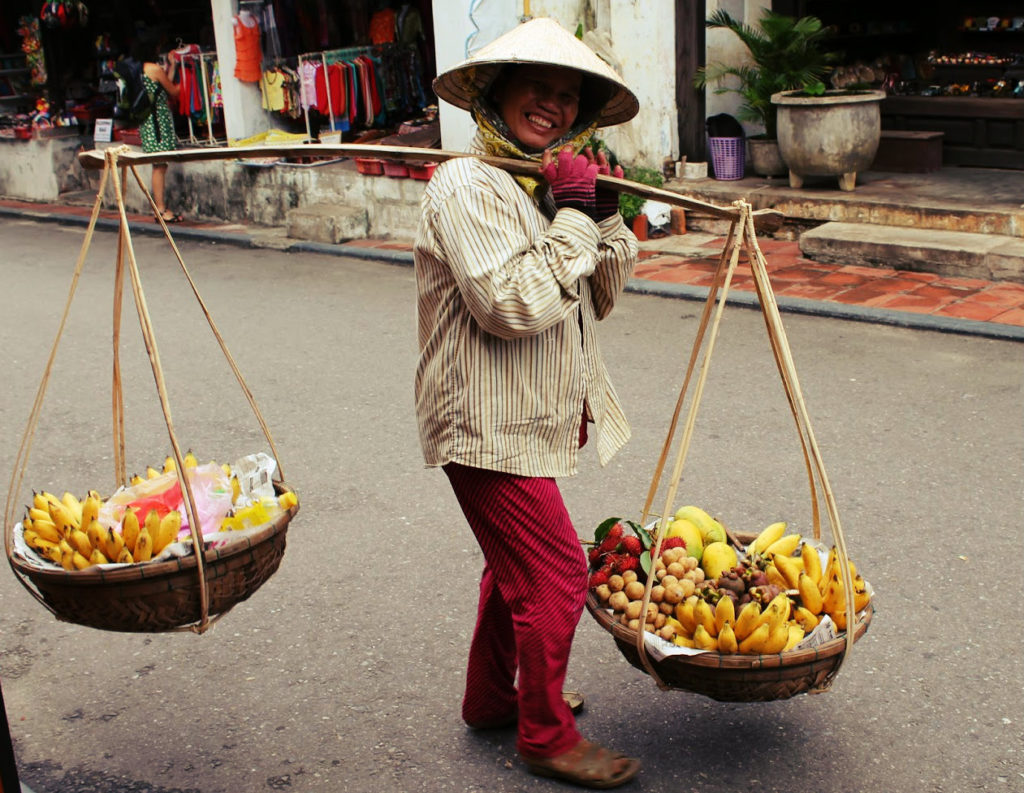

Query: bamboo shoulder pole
left=78, top=144, right=784, bottom=232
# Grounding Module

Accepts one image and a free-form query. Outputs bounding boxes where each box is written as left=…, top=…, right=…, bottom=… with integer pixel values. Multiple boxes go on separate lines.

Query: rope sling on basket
left=3, top=146, right=298, bottom=634
left=583, top=202, right=872, bottom=702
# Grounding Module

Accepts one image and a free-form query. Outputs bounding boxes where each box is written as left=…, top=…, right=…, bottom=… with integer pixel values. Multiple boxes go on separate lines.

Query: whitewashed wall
left=430, top=0, right=678, bottom=170
left=703, top=0, right=772, bottom=136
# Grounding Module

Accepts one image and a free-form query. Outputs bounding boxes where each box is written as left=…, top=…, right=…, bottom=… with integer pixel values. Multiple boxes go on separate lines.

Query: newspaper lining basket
left=7, top=484, right=296, bottom=633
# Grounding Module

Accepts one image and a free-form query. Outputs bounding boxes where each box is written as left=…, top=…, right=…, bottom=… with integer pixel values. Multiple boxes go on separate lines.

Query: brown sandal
left=524, top=739, right=640, bottom=789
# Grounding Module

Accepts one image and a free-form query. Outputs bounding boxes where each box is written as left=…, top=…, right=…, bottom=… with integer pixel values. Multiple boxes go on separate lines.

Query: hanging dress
left=139, top=73, right=177, bottom=154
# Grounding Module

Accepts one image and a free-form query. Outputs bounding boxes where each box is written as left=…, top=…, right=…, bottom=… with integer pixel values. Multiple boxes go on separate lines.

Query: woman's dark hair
left=487, top=64, right=614, bottom=127
left=130, top=33, right=162, bottom=63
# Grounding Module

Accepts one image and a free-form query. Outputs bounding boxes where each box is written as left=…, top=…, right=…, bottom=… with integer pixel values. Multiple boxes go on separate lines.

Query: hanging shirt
left=369, top=9, right=396, bottom=44
left=261, top=69, right=286, bottom=111
left=233, top=11, right=262, bottom=82
left=298, top=59, right=319, bottom=110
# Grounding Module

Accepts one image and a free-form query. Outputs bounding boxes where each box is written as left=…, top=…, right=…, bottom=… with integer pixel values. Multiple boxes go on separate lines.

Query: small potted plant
left=695, top=9, right=839, bottom=177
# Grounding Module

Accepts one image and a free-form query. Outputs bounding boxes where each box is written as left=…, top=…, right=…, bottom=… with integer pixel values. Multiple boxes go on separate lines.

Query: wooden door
left=676, top=0, right=707, bottom=160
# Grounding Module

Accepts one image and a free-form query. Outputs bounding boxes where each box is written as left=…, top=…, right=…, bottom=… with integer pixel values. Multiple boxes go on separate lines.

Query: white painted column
left=209, top=0, right=269, bottom=142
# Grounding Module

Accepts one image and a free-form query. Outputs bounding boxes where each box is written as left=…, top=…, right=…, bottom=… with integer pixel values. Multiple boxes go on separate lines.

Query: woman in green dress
left=133, top=35, right=181, bottom=223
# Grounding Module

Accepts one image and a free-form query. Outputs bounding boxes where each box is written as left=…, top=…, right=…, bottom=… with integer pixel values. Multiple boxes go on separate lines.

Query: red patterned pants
left=444, top=462, right=587, bottom=759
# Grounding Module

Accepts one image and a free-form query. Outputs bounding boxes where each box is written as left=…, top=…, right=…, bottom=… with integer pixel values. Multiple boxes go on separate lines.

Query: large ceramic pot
left=771, top=89, right=886, bottom=191
left=747, top=137, right=787, bottom=177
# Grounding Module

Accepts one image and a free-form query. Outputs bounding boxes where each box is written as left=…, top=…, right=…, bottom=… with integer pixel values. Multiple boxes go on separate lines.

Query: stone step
left=799, top=221, right=1024, bottom=283
left=286, top=203, right=367, bottom=244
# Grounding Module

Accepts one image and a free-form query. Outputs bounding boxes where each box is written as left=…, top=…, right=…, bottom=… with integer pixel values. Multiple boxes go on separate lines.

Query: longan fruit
left=595, top=584, right=611, bottom=603
left=659, top=601, right=674, bottom=615
left=659, top=624, right=678, bottom=641
left=625, top=580, right=646, bottom=601
left=608, top=590, right=629, bottom=612
left=650, top=584, right=665, bottom=603
left=667, top=561, right=687, bottom=578
left=663, top=584, right=685, bottom=605
left=661, top=574, right=679, bottom=589
left=627, top=618, right=641, bottom=631
left=654, top=612, right=667, bottom=629
left=622, top=569, right=638, bottom=585
left=608, top=574, right=625, bottom=592
left=680, top=578, right=696, bottom=598
left=625, top=600, right=644, bottom=621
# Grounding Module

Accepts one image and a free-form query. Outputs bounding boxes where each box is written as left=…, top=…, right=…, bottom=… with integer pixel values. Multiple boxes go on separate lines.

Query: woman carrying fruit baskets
left=414, top=17, right=641, bottom=790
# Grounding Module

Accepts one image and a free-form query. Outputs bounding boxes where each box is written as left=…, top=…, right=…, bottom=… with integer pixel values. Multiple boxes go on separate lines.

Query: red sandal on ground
left=523, top=739, right=640, bottom=789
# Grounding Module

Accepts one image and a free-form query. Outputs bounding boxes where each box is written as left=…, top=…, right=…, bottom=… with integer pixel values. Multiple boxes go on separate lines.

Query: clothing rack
left=295, top=45, right=376, bottom=140
left=177, top=51, right=221, bottom=146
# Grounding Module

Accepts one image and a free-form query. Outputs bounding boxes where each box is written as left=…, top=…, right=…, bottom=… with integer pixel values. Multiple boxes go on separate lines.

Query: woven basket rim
left=585, top=589, right=872, bottom=671
left=7, top=483, right=296, bottom=589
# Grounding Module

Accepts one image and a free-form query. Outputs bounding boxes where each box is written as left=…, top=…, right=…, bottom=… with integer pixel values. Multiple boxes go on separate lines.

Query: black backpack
left=111, top=57, right=154, bottom=125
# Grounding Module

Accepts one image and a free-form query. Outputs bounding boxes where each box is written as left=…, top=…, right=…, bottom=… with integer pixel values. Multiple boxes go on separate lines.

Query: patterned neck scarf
left=471, top=97, right=598, bottom=200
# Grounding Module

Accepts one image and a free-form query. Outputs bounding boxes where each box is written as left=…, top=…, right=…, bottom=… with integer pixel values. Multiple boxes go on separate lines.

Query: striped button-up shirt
left=413, top=135, right=638, bottom=478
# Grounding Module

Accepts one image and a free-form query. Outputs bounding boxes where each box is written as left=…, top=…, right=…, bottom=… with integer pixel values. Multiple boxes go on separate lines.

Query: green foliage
left=618, top=166, right=663, bottom=221
left=694, top=9, right=838, bottom=139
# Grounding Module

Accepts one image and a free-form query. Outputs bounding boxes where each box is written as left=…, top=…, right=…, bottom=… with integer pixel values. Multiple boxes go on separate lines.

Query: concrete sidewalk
left=2, top=196, right=1023, bottom=342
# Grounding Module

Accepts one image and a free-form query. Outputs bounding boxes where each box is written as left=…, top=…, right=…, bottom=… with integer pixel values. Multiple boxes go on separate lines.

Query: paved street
left=0, top=217, right=1021, bottom=793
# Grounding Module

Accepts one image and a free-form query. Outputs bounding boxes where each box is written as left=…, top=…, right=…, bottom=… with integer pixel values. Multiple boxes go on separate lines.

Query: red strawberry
left=619, top=535, right=643, bottom=556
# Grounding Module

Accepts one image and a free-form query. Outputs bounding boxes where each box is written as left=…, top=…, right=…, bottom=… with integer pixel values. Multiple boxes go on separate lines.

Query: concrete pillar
left=209, top=0, right=269, bottom=142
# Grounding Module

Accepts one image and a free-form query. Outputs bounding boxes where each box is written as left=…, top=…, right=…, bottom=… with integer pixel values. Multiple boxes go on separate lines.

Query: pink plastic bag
left=99, top=464, right=234, bottom=540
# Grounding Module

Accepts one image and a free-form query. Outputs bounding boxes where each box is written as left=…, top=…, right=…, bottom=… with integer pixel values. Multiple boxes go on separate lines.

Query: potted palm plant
left=695, top=9, right=839, bottom=177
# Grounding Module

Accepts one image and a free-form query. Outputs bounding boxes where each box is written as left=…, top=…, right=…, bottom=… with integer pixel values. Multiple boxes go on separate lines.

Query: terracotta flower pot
left=631, top=214, right=648, bottom=241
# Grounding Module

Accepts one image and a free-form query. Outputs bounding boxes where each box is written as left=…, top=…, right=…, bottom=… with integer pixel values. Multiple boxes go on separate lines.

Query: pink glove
left=594, top=148, right=624, bottom=220
left=541, top=146, right=598, bottom=218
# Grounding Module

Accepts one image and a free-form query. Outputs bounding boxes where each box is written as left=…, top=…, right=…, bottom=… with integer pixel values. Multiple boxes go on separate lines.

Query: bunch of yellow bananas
left=671, top=590, right=806, bottom=654
left=21, top=453, right=300, bottom=570
left=626, top=520, right=872, bottom=655
left=20, top=490, right=182, bottom=569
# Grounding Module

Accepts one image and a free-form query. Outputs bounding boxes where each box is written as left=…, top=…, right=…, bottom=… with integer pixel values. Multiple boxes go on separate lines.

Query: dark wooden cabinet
left=774, top=1, right=1024, bottom=167
left=882, top=95, right=1024, bottom=168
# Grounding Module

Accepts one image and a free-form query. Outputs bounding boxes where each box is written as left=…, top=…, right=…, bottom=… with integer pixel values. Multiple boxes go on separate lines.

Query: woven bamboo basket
left=586, top=591, right=872, bottom=702
left=584, top=203, right=871, bottom=701
left=4, top=150, right=297, bottom=634
left=7, top=484, right=296, bottom=633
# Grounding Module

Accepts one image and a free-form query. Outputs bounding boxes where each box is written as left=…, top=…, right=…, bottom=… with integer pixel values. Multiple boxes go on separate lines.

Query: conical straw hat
left=432, top=17, right=639, bottom=127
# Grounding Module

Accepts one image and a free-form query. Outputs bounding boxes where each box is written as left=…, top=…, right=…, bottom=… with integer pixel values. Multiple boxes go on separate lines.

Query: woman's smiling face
left=494, top=65, right=582, bottom=151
